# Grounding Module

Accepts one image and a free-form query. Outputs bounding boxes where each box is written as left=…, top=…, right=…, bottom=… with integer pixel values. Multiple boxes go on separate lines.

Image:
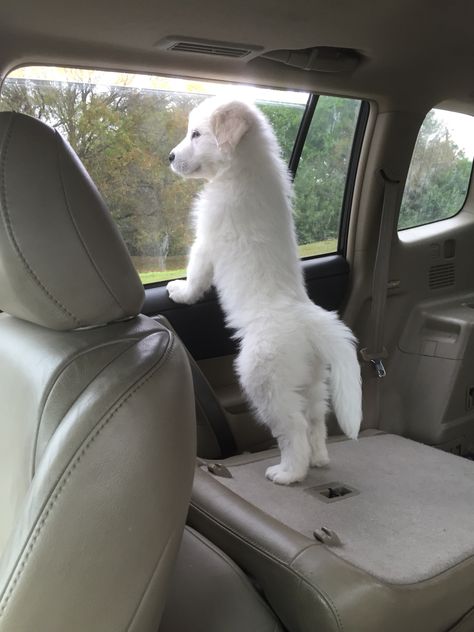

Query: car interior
left=0, top=1, right=473, bottom=631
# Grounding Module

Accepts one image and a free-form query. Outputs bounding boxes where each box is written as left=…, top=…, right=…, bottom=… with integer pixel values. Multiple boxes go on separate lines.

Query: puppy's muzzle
left=168, top=152, right=175, bottom=163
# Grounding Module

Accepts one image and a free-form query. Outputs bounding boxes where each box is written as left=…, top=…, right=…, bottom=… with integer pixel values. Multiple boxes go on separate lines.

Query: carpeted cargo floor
left=203, top=432, right=474, bottom=584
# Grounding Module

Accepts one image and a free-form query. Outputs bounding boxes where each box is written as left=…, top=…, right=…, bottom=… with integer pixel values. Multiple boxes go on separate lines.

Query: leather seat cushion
left=159, top=527, right=284, bottom=632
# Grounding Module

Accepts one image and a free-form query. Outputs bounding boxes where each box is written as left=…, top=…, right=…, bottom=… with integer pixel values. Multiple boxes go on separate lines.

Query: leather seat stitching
left=0, top=115, right=80, bottom=326
left=190, top=500, right=288, bottom=564
left=33, top=337, right=140, bottom=476
left=54, top=130, right=127, bottom=313
left=0, top=331, right=175, bottom=617
left=186, top=527, right=285, bottom=623
left=126, top=529, right=178, bottom=630
left=190, top=503, right=343, bottom=631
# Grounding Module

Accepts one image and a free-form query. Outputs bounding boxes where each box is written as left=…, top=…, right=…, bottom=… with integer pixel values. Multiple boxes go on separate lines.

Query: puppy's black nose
left=169, top=152, right=175, bottom=163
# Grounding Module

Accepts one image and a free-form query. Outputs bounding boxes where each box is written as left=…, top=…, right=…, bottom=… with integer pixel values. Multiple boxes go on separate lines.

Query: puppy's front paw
left=167, top=280, right=193, bottom=304
left=265, top=463, right=306, bottom=485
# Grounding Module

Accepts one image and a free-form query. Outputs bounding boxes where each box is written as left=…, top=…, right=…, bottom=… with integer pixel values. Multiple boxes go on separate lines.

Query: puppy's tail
left=311, top=311, right=362, bottom=439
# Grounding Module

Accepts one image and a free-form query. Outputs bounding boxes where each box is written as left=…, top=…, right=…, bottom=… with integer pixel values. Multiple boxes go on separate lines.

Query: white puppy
left=167, top=96, right=362, bottom=485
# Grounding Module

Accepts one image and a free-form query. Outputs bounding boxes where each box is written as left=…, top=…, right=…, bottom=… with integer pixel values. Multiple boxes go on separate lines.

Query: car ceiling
left=0, top=0, right=473, bottom=113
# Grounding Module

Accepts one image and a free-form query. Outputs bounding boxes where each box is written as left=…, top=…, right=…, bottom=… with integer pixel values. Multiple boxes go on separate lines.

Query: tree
left=0, top=75, right=202, bottom=266
left=292, top=97, right=360, bottom=244
left=261, top=97, right=360, bottom=245
left=399, top=111, right=471, bottom=229
left=2, top=74, right=470, bottom=272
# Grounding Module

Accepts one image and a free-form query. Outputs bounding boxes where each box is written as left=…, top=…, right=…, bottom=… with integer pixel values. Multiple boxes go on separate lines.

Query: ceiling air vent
left=429, top=263, right=455, bottom=290
left=156, top=37, right=263, bottom=61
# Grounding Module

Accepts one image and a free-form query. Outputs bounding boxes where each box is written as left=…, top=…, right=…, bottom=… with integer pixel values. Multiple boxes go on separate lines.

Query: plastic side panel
left=380, top=294, right=474, bottom=448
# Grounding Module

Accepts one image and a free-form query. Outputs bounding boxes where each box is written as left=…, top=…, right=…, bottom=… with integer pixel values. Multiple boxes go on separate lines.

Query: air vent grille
left=429, top=263, right=455, bottom=289
left=169, top=42, right=251, bottom=58
left=157, top=37, right=262, bottom=60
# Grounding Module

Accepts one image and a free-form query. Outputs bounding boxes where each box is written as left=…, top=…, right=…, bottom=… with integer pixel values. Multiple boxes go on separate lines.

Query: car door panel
left=143, top=253, right=350, bottom=360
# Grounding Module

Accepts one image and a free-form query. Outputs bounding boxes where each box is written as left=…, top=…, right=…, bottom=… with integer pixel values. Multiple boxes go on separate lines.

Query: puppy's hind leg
left=307, top=380, right=330, bottom=468
left=264, top=406, right=312, bottom=485
left=237, top=342, right=312, bottom=485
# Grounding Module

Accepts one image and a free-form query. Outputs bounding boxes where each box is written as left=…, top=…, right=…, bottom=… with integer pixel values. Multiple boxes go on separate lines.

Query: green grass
left=138, top=239, right=338, bottom=285
left=139, top=269, right=186, bottom=284
left=298, top=238, right=338, bottom=258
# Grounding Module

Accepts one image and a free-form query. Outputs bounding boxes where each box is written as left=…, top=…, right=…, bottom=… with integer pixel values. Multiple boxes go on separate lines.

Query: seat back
left=0, top=112, right=196, bottom=632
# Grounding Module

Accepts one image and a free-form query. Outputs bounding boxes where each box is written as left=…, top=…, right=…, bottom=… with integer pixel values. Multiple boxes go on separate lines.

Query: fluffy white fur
left=167, top=96, right=362, bottom=485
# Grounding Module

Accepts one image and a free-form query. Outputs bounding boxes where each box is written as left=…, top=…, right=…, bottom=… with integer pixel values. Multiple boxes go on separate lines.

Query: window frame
left=337, top=100, right=370, bottom=254
left=288, top=93, right=370, bottom=262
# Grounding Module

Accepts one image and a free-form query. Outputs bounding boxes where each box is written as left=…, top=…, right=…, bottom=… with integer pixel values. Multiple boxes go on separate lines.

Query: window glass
left=399, top=108, right=474, bottom=230
left=0, top=67, right=362, bottom=282
left=292, top=96, right=361, bottom=256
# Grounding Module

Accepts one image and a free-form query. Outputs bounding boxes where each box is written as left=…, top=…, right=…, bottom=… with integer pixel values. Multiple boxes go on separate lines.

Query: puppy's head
left=169, top=97, right=254, bottom=180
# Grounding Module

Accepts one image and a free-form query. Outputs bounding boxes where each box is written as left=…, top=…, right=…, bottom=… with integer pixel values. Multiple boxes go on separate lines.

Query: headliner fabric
left=204, top=433, right=474, bottom=584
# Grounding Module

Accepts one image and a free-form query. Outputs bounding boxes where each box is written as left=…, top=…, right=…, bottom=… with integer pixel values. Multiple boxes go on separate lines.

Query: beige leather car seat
left=190, top=431, right=474, bottom=632
left=159, top=526, right=285, bottom=632
left=0, top=111, right=196, bottom=632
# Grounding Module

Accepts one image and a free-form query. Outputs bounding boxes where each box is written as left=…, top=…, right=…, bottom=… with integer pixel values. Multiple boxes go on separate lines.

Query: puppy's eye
left=191, top=130, right=201, bottom=139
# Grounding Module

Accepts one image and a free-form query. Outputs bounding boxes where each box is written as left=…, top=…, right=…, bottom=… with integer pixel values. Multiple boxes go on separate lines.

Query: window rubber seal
left=288, top=93, right=319, bottom=181
left=338, top=100, right=370, bottom=256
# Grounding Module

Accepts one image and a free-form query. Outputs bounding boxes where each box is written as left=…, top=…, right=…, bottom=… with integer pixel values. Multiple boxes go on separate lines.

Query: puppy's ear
left=210, top=101, right=251, bottom=151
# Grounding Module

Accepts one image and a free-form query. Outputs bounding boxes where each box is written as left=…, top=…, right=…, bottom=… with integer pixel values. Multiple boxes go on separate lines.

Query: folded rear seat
left=189, top=430, right=474, bottom=632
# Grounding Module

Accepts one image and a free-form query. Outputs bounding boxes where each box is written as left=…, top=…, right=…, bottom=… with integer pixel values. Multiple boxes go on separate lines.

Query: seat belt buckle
left=360, top=347, right=388, bottom=378
left=371, top=358, right=386, bottom=378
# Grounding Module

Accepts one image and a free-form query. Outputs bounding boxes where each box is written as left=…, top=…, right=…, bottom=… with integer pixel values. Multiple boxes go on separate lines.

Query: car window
left=398, top=108, right=474, bottom=230
left=0, top=66, right=363, bottom=283
left=292, top=96, right=362, bottom=257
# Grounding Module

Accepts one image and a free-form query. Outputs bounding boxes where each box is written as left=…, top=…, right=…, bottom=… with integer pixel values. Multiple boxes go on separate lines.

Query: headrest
left=0, top=112, right=144, bottom=330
